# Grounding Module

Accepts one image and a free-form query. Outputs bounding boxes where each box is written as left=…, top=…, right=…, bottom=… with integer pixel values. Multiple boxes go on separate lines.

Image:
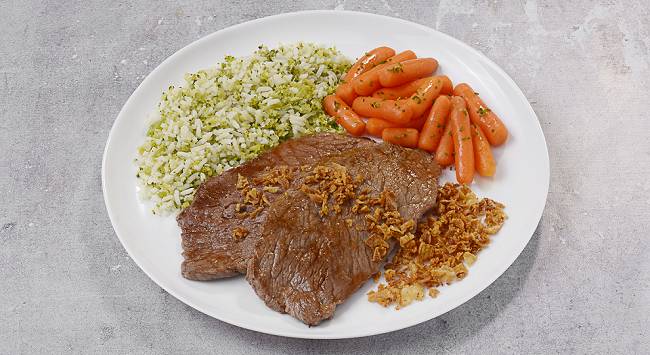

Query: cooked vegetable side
left=323, top=47, right=511, bottom=184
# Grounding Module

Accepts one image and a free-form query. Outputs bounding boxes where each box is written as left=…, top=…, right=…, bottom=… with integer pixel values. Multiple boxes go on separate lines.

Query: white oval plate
left=103, top=10, right=549, bottom=339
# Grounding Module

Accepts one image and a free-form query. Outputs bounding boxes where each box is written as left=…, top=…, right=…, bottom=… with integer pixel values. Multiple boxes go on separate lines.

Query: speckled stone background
left=1, top=1, right=649, bottom=353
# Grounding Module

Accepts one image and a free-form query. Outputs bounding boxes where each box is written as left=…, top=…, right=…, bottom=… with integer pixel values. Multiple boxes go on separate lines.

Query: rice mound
left=135, top=43, right=351, bottom=214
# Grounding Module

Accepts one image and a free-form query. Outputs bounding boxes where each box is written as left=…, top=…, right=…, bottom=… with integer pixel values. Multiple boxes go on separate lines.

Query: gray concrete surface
left=1, top=0, right=649, bottom=353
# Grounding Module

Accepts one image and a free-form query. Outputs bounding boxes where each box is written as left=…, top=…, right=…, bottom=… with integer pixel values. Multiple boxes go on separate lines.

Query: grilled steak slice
left=177, top=133, right=373, bottom=280
left=246, top=143, right=440, bottom=325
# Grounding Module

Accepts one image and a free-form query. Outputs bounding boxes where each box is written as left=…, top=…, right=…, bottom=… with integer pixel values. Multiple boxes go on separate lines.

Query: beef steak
left=246, top=143, right=440, bottom=325
left=177, top=133, right=373, bottom=280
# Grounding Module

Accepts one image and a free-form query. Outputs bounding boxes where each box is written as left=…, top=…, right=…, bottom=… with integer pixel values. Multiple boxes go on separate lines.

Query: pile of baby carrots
left=322, top=46, right=509, bottom=184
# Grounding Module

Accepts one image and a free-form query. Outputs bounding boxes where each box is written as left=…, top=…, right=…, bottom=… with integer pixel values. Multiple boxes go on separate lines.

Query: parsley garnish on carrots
left=477, top=107, right=491, bottom=116
left=387, top=63, right=404, bottom=73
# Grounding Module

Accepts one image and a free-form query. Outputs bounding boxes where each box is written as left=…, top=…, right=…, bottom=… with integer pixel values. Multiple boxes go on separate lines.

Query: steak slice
left=177, top=133, right=373, bottom=280
left=246, top=143, right=440, bottom=325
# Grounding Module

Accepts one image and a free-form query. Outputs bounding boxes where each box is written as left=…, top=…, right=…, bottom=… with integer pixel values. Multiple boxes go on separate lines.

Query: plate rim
left=102, top=9, right=550, bottom=339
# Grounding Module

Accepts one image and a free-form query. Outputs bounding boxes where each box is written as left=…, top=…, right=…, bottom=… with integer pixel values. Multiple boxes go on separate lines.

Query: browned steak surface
left=176, top=133, right=373, bottom=280
left=246, top=143, right=440, bottom=325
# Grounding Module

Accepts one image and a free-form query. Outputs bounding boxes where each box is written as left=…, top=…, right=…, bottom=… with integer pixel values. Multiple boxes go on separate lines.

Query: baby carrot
left=353, top=50, right=417, bottom=96
left=372, top=75, right=451, bottom=100
left=382, top=128, right=419, bottom=148
left=400, top=76, right=443, bottom=118
left=372, top=77, right=429, bottom=100
left=453, top=83, right=508, bottom=146
left=337, top=46, right=396, bottom=105
left=336, top=83, right=358, bottom=106
left=351, top=97, right=413, bottom=124
left=344, top=46, right=396, bottom=81
left=439, top=75, right=453, bottom=95
left=406, top=110, right=429, bottom=130
left=418, top=95, right=451, bottom=152
left=365, top=111, right=428, bottom=137
left=470, top=123, right=496, bottom=177
left=322, top=95, right=366, bottom=136
left=378, top=58, right=438, bottom=88
left=365, top=118, right=395, bottom=137
left=435, top=120, right=454, bottom=166
left=450, top=96, right=474, bottom=184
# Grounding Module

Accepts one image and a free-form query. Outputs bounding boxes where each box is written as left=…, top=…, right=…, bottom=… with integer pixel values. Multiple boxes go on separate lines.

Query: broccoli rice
left=135, top=42, right=351, bottom=214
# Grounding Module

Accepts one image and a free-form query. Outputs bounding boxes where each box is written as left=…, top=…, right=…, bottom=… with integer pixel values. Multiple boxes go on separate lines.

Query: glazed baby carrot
left=335, top=84, right=358, bottom=106
left=418, top=95, right=451, bottom=152
left=470, top=122, right=496, bottom=177
left=337, top=46, right=396, bottom=105
left=372, top=77, right=429, bottom=100
left=439, top=75, right=453, bottom=95
left=406, top=110, right=429, bottom=130
left=400, top=76, right=443, bottom=118
left=435, top=120, right=454, bottom=166
left=365, top=118, right=395, bottom=137
left=378, top=58, right=438, bottom=88
left=382, top=128, right=419, bottom=148
left=365, top=111, right=428, bottom=137
left=353, top=50, right=417, bottom=96
left=453, top=83, right=508, bottom=146
left=450, top=96, right=474, bottom=184
left=372, top=75, right=451, bottom=100
left=351, top=96, right=413, bottom=124
left=322, top=95, right=366, bottom=136
left=344, top=46, right=396, bottom=81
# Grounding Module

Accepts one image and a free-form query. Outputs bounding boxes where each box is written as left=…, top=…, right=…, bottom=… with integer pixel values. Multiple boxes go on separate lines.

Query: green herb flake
left=387, top=63, right=404, bottom=73
left=477, top=107, right=491, bottom=116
